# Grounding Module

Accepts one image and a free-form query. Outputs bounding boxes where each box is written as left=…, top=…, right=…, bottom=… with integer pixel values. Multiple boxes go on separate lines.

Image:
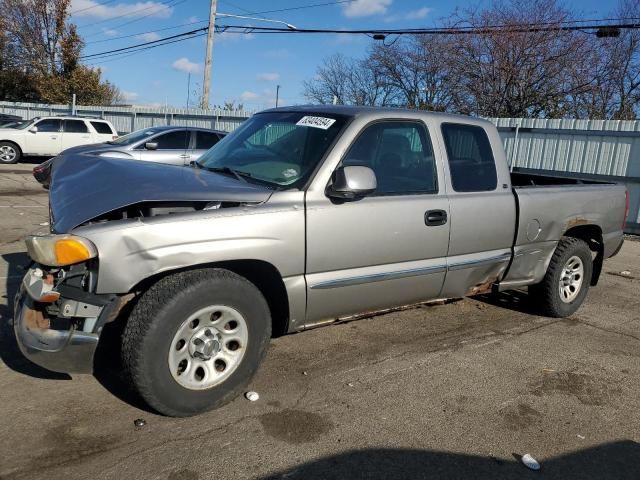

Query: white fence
left=0, top=101, right=252, bottom=134
left=1, top=101, right=639, bottom=233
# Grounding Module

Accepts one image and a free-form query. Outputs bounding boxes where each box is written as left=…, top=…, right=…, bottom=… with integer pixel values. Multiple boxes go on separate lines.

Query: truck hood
left=49, top=153, right=274, bottom=233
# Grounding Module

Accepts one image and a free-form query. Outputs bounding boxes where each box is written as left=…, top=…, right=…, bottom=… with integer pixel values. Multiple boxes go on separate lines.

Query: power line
left=81, top=27, right=208, bottom=59
left=77, top=0, right=181, bottom=30
left=215, top=20, right=640, bottom=35
left=80, top=17, right=640, bottom=64
left=240, top=0, right=356, bottom=16
left=100, top=0, right=189, bottom=32
left=82, top=0, right=356, bottom=44
left=85, top=20, right=208, bottom=44
left=71, top=0, right=118, bottom=15
left=86, top=32, right=209, bottom=63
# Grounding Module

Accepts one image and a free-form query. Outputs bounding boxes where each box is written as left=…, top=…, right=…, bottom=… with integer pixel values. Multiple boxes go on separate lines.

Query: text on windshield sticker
left=296, top=116, right=336, bottom=130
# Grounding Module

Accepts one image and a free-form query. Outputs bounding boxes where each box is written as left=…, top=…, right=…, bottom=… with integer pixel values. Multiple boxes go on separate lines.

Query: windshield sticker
left=296, top=116, right=336, bottom=130
left=282, top=168, right=298, bottom=179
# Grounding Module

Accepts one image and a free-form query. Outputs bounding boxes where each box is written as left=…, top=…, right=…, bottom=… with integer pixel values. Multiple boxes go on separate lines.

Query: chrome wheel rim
left=559, top=255, right=584, bottom=303
left=0, top=145, right=17, bottom=162
left=168, top=305, right=248, bottom=390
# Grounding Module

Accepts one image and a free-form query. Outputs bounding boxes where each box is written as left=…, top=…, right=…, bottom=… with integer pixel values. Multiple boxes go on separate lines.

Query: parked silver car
left=33, top=126, right=227, bottom=186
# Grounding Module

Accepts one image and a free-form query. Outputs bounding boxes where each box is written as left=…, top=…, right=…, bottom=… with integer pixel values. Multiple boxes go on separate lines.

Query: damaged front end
left=14, top=234, right=127, bottom=374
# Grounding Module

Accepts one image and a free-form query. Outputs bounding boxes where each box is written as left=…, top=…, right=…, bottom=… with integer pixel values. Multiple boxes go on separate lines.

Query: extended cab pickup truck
left=14, top=106, right=628, bottom=416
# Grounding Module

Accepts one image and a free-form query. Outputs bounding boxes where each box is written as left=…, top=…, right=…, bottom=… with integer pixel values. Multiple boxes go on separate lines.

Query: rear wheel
left=121, top=269, right=271, bottom=417
left=529, top=237, right=593, bottom=317
left=0, top=142, right=21, bottom=164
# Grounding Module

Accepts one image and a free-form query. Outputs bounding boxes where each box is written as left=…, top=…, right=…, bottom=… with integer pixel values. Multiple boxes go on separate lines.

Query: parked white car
left=0, top=116, right=117, bottom=164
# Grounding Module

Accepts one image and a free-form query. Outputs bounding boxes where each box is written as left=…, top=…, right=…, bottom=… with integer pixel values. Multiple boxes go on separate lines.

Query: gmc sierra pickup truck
left=14, top=106, right=628, bottom=416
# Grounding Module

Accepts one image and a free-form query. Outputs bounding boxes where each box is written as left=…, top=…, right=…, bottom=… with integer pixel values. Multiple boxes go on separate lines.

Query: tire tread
left=121, top=268, right=270, bottom=416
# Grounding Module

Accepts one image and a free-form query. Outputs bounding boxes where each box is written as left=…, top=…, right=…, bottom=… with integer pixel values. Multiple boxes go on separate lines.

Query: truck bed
left=500, top=170, right=626, bottom=290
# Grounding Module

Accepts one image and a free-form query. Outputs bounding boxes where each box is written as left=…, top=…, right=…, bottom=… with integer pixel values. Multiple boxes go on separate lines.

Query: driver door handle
left=425, top=210, right=447, bottom=226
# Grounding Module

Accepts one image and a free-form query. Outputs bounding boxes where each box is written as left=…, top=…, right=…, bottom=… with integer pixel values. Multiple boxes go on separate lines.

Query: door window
left=154, top=130, right=190, bottom=150
left=441, top=123, right=498, bottom=192
left=342, top=121, right=437, bottom=195
left=196, top=131, right=221, bottom=149
left=35, top=119, right=61, bottom=132
left=63, top=120, right=89, bottom=133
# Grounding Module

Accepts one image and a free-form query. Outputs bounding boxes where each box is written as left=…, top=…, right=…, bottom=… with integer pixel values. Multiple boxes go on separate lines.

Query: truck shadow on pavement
left=256, top=441, right=640, bottom=480
left=0, top=252, right=71, bottom=379
left=475, top=289, right=539, bottom=315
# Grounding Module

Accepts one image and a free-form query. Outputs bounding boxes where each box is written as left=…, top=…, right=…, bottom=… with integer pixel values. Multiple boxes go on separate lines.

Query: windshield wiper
left=203, top=165, right=253, bottom=183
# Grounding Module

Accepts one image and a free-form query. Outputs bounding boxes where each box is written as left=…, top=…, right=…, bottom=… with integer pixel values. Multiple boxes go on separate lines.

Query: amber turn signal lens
left=54, top=239, right=93, bottom=265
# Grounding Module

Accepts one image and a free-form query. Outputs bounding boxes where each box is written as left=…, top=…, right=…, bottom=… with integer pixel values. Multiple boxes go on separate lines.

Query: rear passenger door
left=61, top=120, right=93, bottom=152
left=305, top=120, right=450, bottom=323
left=438, top=123, right=516, bottom=298
left=189, top=130, right=223, bottom=163
left=135, top=129, right=190, bottom=165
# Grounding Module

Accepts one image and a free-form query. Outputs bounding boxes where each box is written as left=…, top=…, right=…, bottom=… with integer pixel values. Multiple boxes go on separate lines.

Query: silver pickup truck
left=14, top=106, right=628, bottom=416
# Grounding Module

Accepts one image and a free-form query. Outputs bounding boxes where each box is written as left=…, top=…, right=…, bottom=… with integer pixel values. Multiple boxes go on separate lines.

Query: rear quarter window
left=91, top=121, right=115, bottom=135
left=441, top=123, right=498, bottom=192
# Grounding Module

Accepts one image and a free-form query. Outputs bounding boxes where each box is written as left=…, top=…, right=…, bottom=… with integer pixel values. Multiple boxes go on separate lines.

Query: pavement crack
left=572, top=318, right=640, bottom=343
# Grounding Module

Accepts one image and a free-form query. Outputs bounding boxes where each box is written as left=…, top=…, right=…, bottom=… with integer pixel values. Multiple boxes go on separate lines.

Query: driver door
left=305, top=120, right=451, bottom=324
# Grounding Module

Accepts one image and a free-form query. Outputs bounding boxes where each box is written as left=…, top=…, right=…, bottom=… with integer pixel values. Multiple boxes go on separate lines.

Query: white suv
left=0, top=116, right=117, bottom=164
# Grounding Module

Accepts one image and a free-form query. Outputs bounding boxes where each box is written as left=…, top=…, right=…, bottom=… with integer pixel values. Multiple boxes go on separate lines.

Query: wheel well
left=132, top=260, right=291, bottom=337
left=0, top=140, right=22, bottom=154
left=563, top=224, right=603, bottom=286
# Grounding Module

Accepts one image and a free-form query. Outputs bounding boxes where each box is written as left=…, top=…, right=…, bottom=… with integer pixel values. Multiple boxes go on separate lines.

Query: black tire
left=121, top=268, right=271, bottom=417
left=0, top=141, right=21, bottom=164
left=529, top=237, right=593, bottom=318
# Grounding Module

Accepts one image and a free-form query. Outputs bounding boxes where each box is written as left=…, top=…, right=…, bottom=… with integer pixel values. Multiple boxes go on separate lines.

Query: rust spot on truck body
left=567, top=217, right=589, bottom=228
left=466, top=276, right=499, bottom=297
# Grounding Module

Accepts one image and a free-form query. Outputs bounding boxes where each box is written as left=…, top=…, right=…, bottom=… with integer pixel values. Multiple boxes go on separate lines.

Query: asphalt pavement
left=0, top=164, right=639, bottom=480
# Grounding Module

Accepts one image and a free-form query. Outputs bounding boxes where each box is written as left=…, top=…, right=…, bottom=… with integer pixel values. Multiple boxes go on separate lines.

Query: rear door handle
left=425, top=210, right=448, bottom=226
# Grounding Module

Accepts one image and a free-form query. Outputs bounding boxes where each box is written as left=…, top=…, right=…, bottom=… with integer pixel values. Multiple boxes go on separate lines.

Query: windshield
left=14, top=119, right=37, bottom=130
left=197, top=112, right=349, bottom=188
left=109, top=128, right=159, bottom=146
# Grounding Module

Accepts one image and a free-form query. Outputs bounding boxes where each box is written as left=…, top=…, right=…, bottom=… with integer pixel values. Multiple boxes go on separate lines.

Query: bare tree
left=446, top=0, right=593, bottom=118
left=369, top=35, right=460, bottom=111
left=569, top=0, right=640, bottom=119
left=303, top=53, right=396, bottom=106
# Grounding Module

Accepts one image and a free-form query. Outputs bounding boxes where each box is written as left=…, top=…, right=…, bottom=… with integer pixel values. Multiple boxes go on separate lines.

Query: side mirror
left=29, top=126, right=38, bottom=133
left=327, top=166, right=377, bottom=201
left=144, top=142, right=159, bottom=151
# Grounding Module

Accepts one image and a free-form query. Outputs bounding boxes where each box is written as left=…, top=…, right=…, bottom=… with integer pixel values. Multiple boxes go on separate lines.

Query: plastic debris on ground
left=245, top=391, right=260, bottom=402
left=521, top=453, right=541, bottom=471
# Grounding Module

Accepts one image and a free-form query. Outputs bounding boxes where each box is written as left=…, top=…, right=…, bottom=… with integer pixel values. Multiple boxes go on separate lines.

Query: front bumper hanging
left=13, top=266, right=121, bottom=374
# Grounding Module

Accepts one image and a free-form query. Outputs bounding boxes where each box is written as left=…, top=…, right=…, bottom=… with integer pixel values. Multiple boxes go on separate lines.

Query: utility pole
left=275, top=85, right=280, bottom=108
left=201, top=0, right=217, bottom=109
left=186, top=73, right=191, bottom=110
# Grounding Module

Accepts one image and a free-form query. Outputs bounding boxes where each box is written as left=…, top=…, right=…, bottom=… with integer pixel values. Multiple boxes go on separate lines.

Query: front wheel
left=121, top=269, right=271, bottom=417
left=529, top=237, right=593, bottom=317
left=0, top=142, right=21, bottom=164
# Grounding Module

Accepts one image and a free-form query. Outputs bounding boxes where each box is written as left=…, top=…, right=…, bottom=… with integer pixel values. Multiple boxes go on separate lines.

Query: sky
left=70, top=0, right=619, bottom=110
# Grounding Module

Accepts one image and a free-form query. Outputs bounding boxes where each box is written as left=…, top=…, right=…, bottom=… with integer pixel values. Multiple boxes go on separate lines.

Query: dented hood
left=49, top=153, right=273, bottom=233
